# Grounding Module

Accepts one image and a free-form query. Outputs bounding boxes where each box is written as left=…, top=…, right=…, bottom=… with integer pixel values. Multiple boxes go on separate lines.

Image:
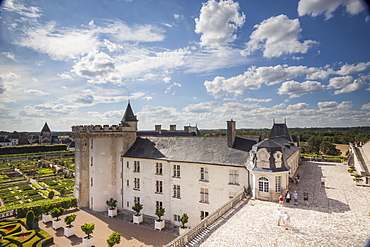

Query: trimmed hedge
left=0, top=144, right=67, bottom=155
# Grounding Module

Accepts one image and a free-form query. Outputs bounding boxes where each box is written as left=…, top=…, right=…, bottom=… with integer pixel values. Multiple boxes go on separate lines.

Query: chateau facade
left=72, top=103, right=299, bottom=228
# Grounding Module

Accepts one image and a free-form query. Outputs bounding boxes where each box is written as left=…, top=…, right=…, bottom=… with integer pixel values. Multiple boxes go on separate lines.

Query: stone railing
left=0, top=210, right=16, bottom=219
left=166, top=191, right=247, bottom=247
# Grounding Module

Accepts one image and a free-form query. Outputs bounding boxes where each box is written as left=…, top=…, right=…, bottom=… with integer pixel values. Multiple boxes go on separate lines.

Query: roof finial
left=273, top=118, right=275, bottom=124
left=284, top=118, right=286, bottom=124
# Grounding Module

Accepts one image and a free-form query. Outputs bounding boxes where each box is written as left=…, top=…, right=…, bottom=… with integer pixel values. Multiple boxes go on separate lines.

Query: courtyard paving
left=39, top=208, right=176, bottom=247
left=196, top=161, right=370, bottom=247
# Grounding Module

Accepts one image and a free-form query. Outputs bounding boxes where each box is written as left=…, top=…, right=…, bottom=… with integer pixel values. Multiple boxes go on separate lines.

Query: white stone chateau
left=72, top=102, right=300, bottom=228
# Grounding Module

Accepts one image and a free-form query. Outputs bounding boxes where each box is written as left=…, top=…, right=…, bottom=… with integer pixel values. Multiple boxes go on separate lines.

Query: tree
left=132, top=203, right=143, bottom=216
left=155, top=207, right=165, bottom=221
left=107, top=232, right=121, bottom=247
left=26, top=210, right=35, bottom=230
left=320, top=141, right=341, bottom=156
left=180, top=213, right=189, bottom=229
left=48, top=191, right=54, bottom=199
left=64, top=214, right=76, bottom=228
left=50, top=207, right=64, bottom=221
left=106, top=198, right=117, bottom=210
left=81, top=223, right=95, bottom=239
left=307, top=136, right=320, bottom=154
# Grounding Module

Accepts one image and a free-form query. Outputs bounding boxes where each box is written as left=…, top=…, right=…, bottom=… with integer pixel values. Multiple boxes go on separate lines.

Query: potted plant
left=50, top=207, right=64, bottom=230
left=179, top=213, right=189, bottom=235
left=41, top=204, right=52, bottom=223
left=106, top=198, right=117, bottom=217
left=154, top=207, right=165, bottom=231
left=81, top=223, right=95, bottom=247
left=107, top=232, right=121, bottom=247
left=64, top=214, right=77, bottom=237
left=132, top=203, right=143, bottom=224
left=353, top=174, right=364, bottom=185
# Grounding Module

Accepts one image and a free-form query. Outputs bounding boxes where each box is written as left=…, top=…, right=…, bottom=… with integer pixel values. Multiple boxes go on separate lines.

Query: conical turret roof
left=121, top=102, right=137, bottom=122
left=41, top=122, right=51, bottom=133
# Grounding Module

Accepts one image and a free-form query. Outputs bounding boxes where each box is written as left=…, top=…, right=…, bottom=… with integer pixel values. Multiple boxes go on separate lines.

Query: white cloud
left=286, top=102, right=309, bottom=110
left=19, top=104, right=76, bottom=117
left=58, top=73, right=74, bottom=80
left=245, top=15, right=317, bottom=58
left=278, top=80, right=325, bottom=97
left=329, top=75, right=355, bottom=88
left=244, top=98, right=272, bottom=103
left=297, top=0, right=366, bottom=19
left=73, top=51, right=121, bottom=84
left=361, top=103, right=370, bottom=110
left=24, top=89, right=49, bottom=96
left=3, top=0, right=42, bottom=18
left=333, top=79, right=364, bottom=95
left=75, top=94, right=94, bottom=104
left=204, top=64, right=320, bottom=98
left=103, top=39, right=123, bottom=52
left=318, top=101, right=339, bottom=110
left=337, top=62, right=370, bottom=75
left=183, top=101, right=219, bottom=113
left=1, top=52, right=16, bottom=61
left=165, top=82, right=182, bottom=94
left=195, top=0, right=245, bottom=47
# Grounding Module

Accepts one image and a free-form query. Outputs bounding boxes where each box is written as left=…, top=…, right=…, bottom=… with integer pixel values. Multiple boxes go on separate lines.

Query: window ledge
left=172, top=196, right=181, bottom=199
left=172, top=176, right=181, bottom=179
left=228, top=183, right=240, bottom=186
left=155, top=192, right=163, bottom=195
left=199, top=179, right=209, bottom=182
left=199, top=201, right=209, bottom=204
left=133, top=188, right=140, bottom=191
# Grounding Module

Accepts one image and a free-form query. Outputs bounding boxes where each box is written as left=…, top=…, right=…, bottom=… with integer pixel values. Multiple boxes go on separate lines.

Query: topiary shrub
left=180, top=213, right=189, bottom=228
left=107, top=232, right=121, bottom=247
left=50, top=207, right=64, bottom=221
left=26, top=210, right=35, bottom=230
left=81, top=223, right=95, bottom=239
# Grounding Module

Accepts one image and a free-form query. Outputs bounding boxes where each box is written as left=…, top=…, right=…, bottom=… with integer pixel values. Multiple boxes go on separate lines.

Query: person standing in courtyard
left=285, top=191, right=291, bottom=205
left=278, top=194, right=284, bottom=207
left=293, top=191, right=298, bottom=206
left=303, top=190, right=309, bottom=205
left=321, top=176, right=326, bottom=187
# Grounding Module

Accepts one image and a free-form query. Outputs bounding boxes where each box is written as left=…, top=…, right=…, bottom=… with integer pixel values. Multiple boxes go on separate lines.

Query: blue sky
left=0, top=0, right=369, bottom=132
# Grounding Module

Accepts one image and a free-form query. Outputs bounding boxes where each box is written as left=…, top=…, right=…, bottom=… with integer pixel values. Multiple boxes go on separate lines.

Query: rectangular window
left=134, top=178, right=140, bottom=190
left=127, top=201, right=129, bottom=208
left=275, top=176, right=282, bottom=193
left=127, top=161, right=129, bottom=168
left=173, top=164, right=180, bottom=178
left=173, top=185, right=180, bottom=198
left=134, top=196, right=140, bottom=205
left=200, top=211, right=209, bottom=220
left=156, top=163, right=163, bottom=175
left=90, top=156, right=93, bottom=166
left=127, top=180, right=129, bottom=187
left=90, top=177, right=93, bottom=186
left=200, top=167, right=209, bottom=181
left=156, top=201, right=163, bottom=209
left=229, top=170, right=239, bottom=185
left=134, top=161, right=140, bottom=173
left=174, top=214, right=181, bottom=226
left=90, top=139, right=93, bottom=149
left=156, top=180, right=163, bottom=194
left=200, top=188, right=209, bottom=203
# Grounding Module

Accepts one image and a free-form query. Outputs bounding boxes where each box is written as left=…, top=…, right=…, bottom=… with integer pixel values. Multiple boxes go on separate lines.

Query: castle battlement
left=72, top=124, right=130, bottom=133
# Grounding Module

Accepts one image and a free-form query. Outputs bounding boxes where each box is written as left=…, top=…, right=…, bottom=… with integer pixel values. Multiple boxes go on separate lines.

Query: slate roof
left=137, top=131, right=198, bottom=137
left=252, top=136, right=298, bottom=159
left=41, top=122, right=51, bottom=133
left=269, top=123, right=293, bottom=142
left=121, top=102, right=137, bottom=122
left=123, top=136, right=254, bottom=167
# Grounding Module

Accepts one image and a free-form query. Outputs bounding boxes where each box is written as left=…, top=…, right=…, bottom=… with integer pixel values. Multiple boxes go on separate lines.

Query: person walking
left=321, top=176, right=326, bottom=187
left=285, top=191, right=291, bottom=205
left=293, top=191, right=298, bottom=206
left=277, top=208, right=284, bottom=226
left=283, top=211, right=290, bottom=230
left=303, top=190, right=309, bottom=205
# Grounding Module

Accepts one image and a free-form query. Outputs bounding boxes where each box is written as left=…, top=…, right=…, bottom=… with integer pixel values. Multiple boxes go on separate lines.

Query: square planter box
left=64, top=226, right=75, bottom=238
left=179, top=227, right=189, bottom=235
left=155, top=220, right=165, bottom=231
left=108, top=208, right=117, bottom=217
left=42, top=214, right=53, bottom=224
left=83, top=236, right=94, bottom=247
left=133, top=214, right=143, bottom=224
left=53, top=219, right=63, bottom=230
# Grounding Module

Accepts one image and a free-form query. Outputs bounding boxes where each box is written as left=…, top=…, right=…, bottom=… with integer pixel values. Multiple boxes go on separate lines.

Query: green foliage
left=107, top=232, right=121, bottom=247
left=320, top=141, right=341, bottom=156
left=106, top=198, right=117, bottom=209
left=81, top=223, right=95, bottom=239
left=132, top=203, right=143, bottom=215
left=26, top=210, right=35, bottom=230
left=180, top=213, right=189, bottom=228
left=0, top=144, right=67, bottom=155
left=64, top=214, right=76, bottom=227
left=50, top=207, right=64, bottom=221
left=155, top=207, right=165, bottom=221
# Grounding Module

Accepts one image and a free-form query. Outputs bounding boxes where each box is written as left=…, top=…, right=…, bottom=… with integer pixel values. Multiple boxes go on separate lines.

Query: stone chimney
left=155, top=125, right=161, bottom=133
left=170, top=125, right=176, bottom=132
left=227, top=119, right=236, bottom=148
left=184, top=126, right=190, bottom=133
